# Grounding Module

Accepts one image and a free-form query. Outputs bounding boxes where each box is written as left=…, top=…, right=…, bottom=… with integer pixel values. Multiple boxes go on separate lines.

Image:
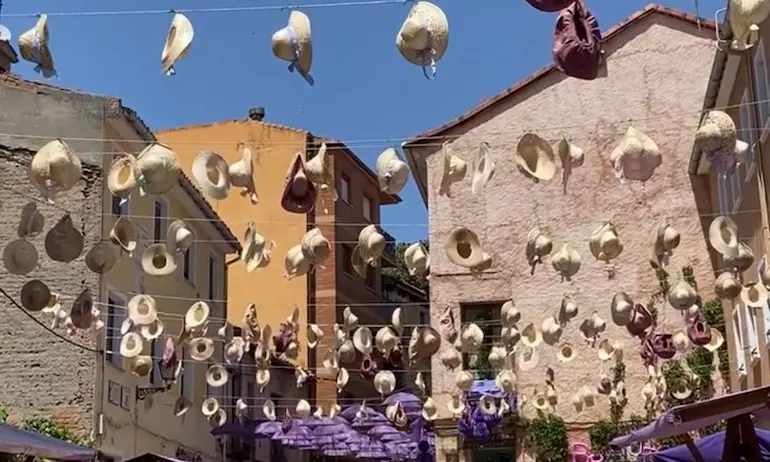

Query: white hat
left=85, top=242, right=118, bottom=274
left=670, top=378, right=692, bottom=400
left=728, top=2, right=766, bottom=51
left=460, top=323, right=484, bottom=353
left=521, top=322, right=542, bottom=348
left=540, top=317, right=562, bottom=346
left=708, top=216, right=739, bottom=256
left=235, top=399, right=249, bottom=420
left=403, top=242, right=430, bottom=278
left=532, top=392, right=549, bottom=411
left=224, top=337, right=246, bottom=364
left=336, top=367, right=349, bottom=392
left=271, top=11, right=314, bottom=85
left=229, top=144, right=258, bottom=204
left=129, top=355, right=153, bottom=378
left=471, top=142, right=495, bottom=194
left=141, top=243, right=178, bottom=276
left=301, top=227, right=331, bottom=267
left=353, top=225, right=386, bottom=274
left=241, top=222, right=275, bottom=272
left=421, top=397, right=438, bottom=421
left=515, top=133, right=555, bottom=181
left=447, top=393, right=466, bottom=416
left=20, top=280, right=51, bottom=312
left=557, top=137, right=584, bottom=193
left=201, top=397, right=220, bottom=417
left=610, top=292, right=634, bottom=327
left=525, top=228, right=553, bottom=269
left=373, top=370, right=396, bottom=397
left=307, top=324, right=324, bottom=349
left=209, top=411, right=230, bottom=433
left=206, top=364, right=230, bottom=388
left=120, top=332, right=144, bottom=358
left=556, top=342, right=576, bottom=363
left=134, top=143, right=180, bottom=196
left=192, top=150, right=231, bottom=200
left=166, top=219, right=194, bottom=254
left=263, top=399, right=277, bottom=421
left=44, top=214, right=84, bottom=263
left=140, top=320, right=164, bottom=341
left=18, top=15, right=56, bottom=78
left=295, top=399, right=311, bottom=418
left=107, top=154, right=137, bottom=199
left=3, top=239, right=38, bottom=275
left=353, top=327, right=373, bottom=355
left=376, top=148, right=410, bottom=195
left=284, top=244, right=311, bottom=280
left=557, top=296, right=578, bottom=326
left=588, top=222, right=623, bottom=263
left=704, top=328, right=725, bottom=352
left=454, top=370, right=474, bottom=392
left=715, top=271, right=742, bottom=300
left=438, top=142, right=467, bottom=197
left=597, top=339, right=618, bottom=361
left=173, top=396, right=192, bottom=417
left=741, top=282, right=768, bottom=308
left=128, top=294, right=158, bottom=326
left=610, top=126, right=662, bottom=183
left=391, top=307, right=403, bottom=335
left=517, top=346, right=539, bottom=371
left=185, top=301, right=210, bottom=329
left=18, top=202, right=44, bottom=238
left=551, top=244, right=581, bottom=281
left=445, top=227, right=489, bottom=269
left=414, top=372, right=427, bottom=396
left=256, top=368, right=271, bottom=392
left=375, top=326, right=398, bottom=356
left=189, top=337, right=215, bottom=361
left=304, top=143, right=336, bottom=202
left=495, top=370, right=516, bottom=393
left=579, top=311, right=606, bottom=340
left=161, top=13, right=194, bottom=75
left=667, top=280, right=698, bottom=311
left=500, top=300, right=520, bottom=327
left=396, top=1, right=449, bottom=79
left=110, top=217, right=138, bottom=254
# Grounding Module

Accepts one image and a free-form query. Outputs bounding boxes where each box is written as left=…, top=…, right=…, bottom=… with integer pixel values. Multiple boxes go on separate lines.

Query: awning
left=0, top=423, right=96, bottom=461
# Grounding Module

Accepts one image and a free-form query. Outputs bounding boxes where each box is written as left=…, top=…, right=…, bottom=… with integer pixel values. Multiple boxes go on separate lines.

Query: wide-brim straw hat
left=44, top=214, right=84, bottom=263
left=471, top=142, right=495, bottom=194
left=376, top=148, right=410, bottom=195
left=704, top=328, right=725, bottom=352
left=3, top=239, right=38, bottom=275
left=373, top=370, right=397, bottom=396
left=556, top=342, right=576, bottom=362
left=18, top=14, right=56, bottom=78
left=192, top=150, right=231, bottom=200
left=129, top=355, right=153, bottom=377
left=521, top=322, right=542, bottom=348
left=201, top=397, right=220, bottom=417
left=161, top=13, right=194, bottom=75
left=281, top=153, right=317, bottom=214
left=517, top=346, right=539, bottom=371
left=173, top=396, right=192, bottom=417
left=134, top=143, right=180, bottom=196
left=396, top=2, right=449, bottom=66
left=18, top=202, right=44, bottom=239
left=609, top=126, right=662, bottom=183
left=229, top=145, right=258, bottom=204
left=189, top=337, right=215, bottom=361
left=167, top=219, right=194, bottom=253
left=107, top=154, right=137, bottom=198
left=141, top=243, right=178, bottom=276
left=85, top=242, right=118, bottom=274
left=445, top=227, right=486, bottom=268
left=110, top=217, right=138, bottom=254
left=741, top=282, right=769, bottom=308
left=120, top=332, right=144, bottom=358
left=515, top=133, right=556, bottom=181
left=186, top=301, right=211, bottom=329
left=28, top=139, right=81, bottom=201
left=353, top=326, right=373, bottom=355
left=206, top=364, right=230, bottom=387
left=20, top=280, right=51, bottom=312
left=128, top=294, right=158, bottom=326
left=271, top=10, right=313, bottom=76
left=708, top=216, right=739, bottom=256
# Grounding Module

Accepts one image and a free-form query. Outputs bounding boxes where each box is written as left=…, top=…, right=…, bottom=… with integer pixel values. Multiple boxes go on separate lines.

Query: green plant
left=19, top=417, right=90, bottom=447
left=528, top=413, right=569, bottom=462
left=609, top=358, right=627, bottom=422
left=381, top=240, right=429, bottom=291
left=589, top=419, right=619, bottom=455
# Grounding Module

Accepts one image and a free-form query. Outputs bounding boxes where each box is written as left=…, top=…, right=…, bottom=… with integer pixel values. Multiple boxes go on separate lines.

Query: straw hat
left=44, top=214, right=84, bottom=263
left=551, top=243, right=581, bottom=281
left=725, top=241, right=755, bottom=272
left=557, top=137, right=585, bottom=193
left=540, top=317, right=563, bottom=346
left=404, top=242, right=430, bottom=277
left=256, top=368, right=271, bottom=391
left=714, top=271, right=741, bottom=300
left=532, top=392, right=549, bottom=411
left=667, top=280, right=698, bottom=311
left=525, top=228, right=553, bottom=269
left=488, top=345, right=507, bottom=369
left=588, top=222, right=623, bottom=263
left=445, top=227, right=488, bottom=269
left=525, top=0, right=575, bottom=12
left=373, top=370, right=396, bottom=396
left=438, top=142, right=467, bottom=197
left=517, top=346, right=539, bottom=371
left=696, top=110, right=737, bottom=156
left=553, top=1, right=603, bottom=80
left=84, top=242, right=118, bottom=274
left=439, top=305, right=458, bottom=343
left=263, top=399, right=277, bottom=421
left=455, top=370, right=474, bottom=392
left=304, top=143, right=336, bottom=202
left=301, top=227, right=331, bottom=267
left=129, top=356, right=153, bottom=378
left=224, top=337, right=246, bottom=364
left=495, top=370, right=516, bottom=393
left=127, top=294, right=158, bottom=326
left=271, top=11, right=314, bottom=85
left=421, top=397, right=438, bottom=421
left=653, top=223, right=681, bottom=261
left=161, top=13, right=194, bottom=75
left=201, top=397, right=220, bottom=417
left=670, top=378, right=692, bottom=401
left=166, top=219, right=194, bottom=254
left=610, top=126, right=662, bottom=183
left=140, top=320, right=164, bottom=341
left=501, top=325, right=521, bottom=348
left=110, top=217, right=138, bottom=254
left=409, top=326, right=441, bottom=364
left=281, top=153, right=317, bottom=214
left=515, top=133, right=556, bottom=181
left=556, top=342, right=576, bottom=363
left=396, top=2, right=449, bottom=77
left=708, top=216, right=739, bottom=256
left=343, top=306, right=359, bottom=331
left=336, top=368, right=349, bottom=392
left=459, top=323, right=484, bottom=353
left=284, top=244, right=311, bottom=280
left=192, top=151, right=231, bottom=200
left=579, top=311, right=606, bottom=340
left=206, top=364, right=229, bottom=388
left=240, top=223, right=275, bottom=272
left=354, top=225, right=386, bottom=272
left=521, top=322, right=542, bottom=348
left=189, top=337, right=215, bottom=361
left=500, top=300, right=520, bottom=327
left=376, top=148, right=410, bottom=195
left=20, top=280, right=50, bottom=312
left=173, top=396, right=192, bottom=417
left=353, top=326, right=373, bottom=355
left=186, top=301, right=210, bottom=329
left=415, top=372, right=427, bottom=396
left=229, top=144, right=258, bottom=204
left=293, top=400, right=310, bottom=418
left=742, top=281, right=769, bottom=308
left=447, top=393, right=466, bottom=416
left=597, top=339, right=618, bottom=361
left=704, top=328, right=725, bottom=352
left=134, top=143, right=180, bottom=196
left=234, top=399, right=248, bottom=420
left=672, top=330, right=691, bottom=353
left=375, top=326, right=398, bottom=356
left=557, top=296, right=578, bottom=326
left=18, top=202, right=44, bottom=238
left=610, top=292, right=634, bottom=327
left=107, top=154, right=137, bottom=199
left=307, top=324, right=324, bottom=349
left=470, top=142, right=495, bottom=194
left=120, top=332, right=144, bottom=358
left=18, top=15, right=56, bottom=77
left=141, top=243, right=177, bottom=276
left=3, top=239, right=38, bottom=275
left=391, top=307, right=403, bottom=335
left=728, top=0, right=769, bottom=51
left=439, top=346, right=462, bottom=370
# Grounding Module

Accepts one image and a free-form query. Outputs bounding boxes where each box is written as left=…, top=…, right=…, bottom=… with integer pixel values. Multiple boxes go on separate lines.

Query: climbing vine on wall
left=525, top=413, right=569, bottom=462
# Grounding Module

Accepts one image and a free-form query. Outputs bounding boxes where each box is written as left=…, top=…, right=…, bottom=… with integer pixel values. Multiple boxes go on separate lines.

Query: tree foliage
left=0, top=406, right=91, bottom=462
left=381, top=240, right=430, bottom=291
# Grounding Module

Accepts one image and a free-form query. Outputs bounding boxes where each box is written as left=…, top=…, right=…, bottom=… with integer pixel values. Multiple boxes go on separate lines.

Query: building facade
left=0, top=68, right=237, bottom=462
left=694, top=7, right=770, bottom=393
left=403, top=6, right=725, bottom=461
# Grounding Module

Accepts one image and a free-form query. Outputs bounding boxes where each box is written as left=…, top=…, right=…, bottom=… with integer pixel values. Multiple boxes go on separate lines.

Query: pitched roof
left=402, top=4, right=714, bottom=148
left=0, top=74, right=239, bottom=250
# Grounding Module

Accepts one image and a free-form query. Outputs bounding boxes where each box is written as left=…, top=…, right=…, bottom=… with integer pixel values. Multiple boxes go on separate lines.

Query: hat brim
left=192, top=151, right=231, bottom=200
left=515, top=133, right=556, bottom=181
left=3, top=239, right=38, bottom=275
left=396, top=2, right=449, bottom=66
left=141, top=244, right=178, bottom=276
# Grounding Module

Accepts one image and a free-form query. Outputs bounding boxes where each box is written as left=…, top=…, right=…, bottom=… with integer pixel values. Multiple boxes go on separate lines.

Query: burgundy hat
left=553, top=0, right=603, bottom=80
left=525, top=0, right=574, bottom=12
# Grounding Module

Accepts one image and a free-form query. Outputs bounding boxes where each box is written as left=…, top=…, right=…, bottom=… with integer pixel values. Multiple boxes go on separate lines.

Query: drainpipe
left=745, top=50, right=770, bottom=382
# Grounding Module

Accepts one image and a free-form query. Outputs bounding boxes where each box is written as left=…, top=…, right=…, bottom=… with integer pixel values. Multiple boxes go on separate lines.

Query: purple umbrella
left=355, top=440, right=392, bottom=460
left=320, top=445, right=352, bottom=457
left=313, top=418, right=354, bottom=445
left=279, top=422, right=313, bottom=448
left=254, top=421, right=282, bottom=438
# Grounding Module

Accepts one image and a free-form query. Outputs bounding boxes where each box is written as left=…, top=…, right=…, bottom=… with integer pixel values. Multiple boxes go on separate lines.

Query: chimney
left=0, top=40, right=18, bottom=74
left=248, top=107, right=265, bottom=122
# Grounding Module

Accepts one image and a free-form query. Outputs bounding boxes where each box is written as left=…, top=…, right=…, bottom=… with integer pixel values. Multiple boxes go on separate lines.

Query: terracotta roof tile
left=402, top=4, right=715, bottom=147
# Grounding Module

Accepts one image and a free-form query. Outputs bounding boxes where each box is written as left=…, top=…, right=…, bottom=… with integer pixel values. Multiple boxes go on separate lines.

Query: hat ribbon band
left=286, top=27, right=315, bottom=86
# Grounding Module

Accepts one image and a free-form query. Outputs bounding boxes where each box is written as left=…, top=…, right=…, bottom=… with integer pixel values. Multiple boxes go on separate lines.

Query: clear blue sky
left=4, top=0, right=723, bottom=242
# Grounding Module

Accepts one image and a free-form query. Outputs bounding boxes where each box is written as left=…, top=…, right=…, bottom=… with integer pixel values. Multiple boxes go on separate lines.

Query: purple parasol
left=320, top=445, right=352, bottom=457
left=369, top=424, right=404, bottom=438
left=354, top=440, right=392, bottom=460
left=254, top=421, right=282, bottom=438
left=313, top=419, right=355, bottom=445
left=279, top=422, right=313, bottom=448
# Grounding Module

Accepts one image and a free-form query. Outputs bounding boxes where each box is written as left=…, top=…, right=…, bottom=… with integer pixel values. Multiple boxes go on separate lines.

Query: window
left=342, top=244, right=355, bottom=275
left=149, top=339, right=164, bottom=386
left=470, top=447, right=516, bottom=462
left=183, top=244, right=196, bottom=284
left=461, top=303, right=502, bottom=379
left=208, top=253, right=223, bottom=304
left=340, top=174, right=351, bottom=203
left=739, top=90, right=758, bottom=180
left=106, top=293, right=126, bottom=366
left=753, top=39, right=770, bottom=127
left=716, top=169, right=740, bottom=215
left=365, top=266, right=376, bottom=289
left=180, top=351, right=194, bottom=402
left=362, top=194, right=372, bottom=221
left=419, top=310, right=428, bottom=326
left=153, top=199, right=168, bottom=243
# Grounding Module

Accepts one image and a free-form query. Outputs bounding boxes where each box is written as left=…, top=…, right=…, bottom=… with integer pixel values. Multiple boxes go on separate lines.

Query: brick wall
left=0, top=147, right=101, bottom=436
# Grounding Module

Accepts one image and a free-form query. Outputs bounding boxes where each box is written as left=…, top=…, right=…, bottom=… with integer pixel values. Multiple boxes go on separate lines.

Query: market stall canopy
left=642, top=429, right=770, bottom=462
left=0, top=423, right=96, bottom=461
